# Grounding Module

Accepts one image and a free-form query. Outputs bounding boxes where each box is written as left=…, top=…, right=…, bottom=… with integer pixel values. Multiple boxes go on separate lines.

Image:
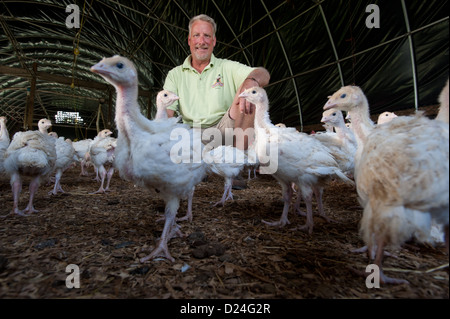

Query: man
left=163, top=14, right=270, bottom=151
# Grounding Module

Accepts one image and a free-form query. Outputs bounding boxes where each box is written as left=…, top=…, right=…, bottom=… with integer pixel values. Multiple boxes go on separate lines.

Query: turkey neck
left=347, top=101, right=374, bottom=150
left=252, top=99, right=279, bottom=170
left=334, top=120, right=354, bottom=146
left=0, top=120, right=8, bottom=142
left=334, top=121, right=347, bottom=141
left=154, top=103, right=168, bottom=120
left=436, top=80, right=449, bottom=124
left=253, top=100, right=274, bottom=132
left=114, top=82, right=140, bottom=142
left=39, top=126, right=48, bottom=134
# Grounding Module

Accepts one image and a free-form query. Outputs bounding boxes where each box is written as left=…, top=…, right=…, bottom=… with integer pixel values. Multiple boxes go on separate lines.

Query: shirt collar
left=183, top=54, right=216, bottom=72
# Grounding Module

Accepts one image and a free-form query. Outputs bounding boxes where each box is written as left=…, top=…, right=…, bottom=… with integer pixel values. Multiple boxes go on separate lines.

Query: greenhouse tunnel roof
left=0, top=0, right=448, bottom=139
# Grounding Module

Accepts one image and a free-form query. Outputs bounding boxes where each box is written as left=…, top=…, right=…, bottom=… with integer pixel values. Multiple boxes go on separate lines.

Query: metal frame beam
left=401, top=0, right=419, bottom=110
left=260, top=0, right=304, bottom=130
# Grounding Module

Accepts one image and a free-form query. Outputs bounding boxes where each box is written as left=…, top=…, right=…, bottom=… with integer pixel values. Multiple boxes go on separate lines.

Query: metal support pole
left=401, top=0, right=419, bottom=110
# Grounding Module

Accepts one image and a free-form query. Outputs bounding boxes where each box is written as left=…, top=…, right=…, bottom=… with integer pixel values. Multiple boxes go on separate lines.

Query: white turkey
left=317, top=108, right=357, bottom=177
left=324, top=85, right=449, bottom=284
left=321, top=109, right=357, bottom=148
left=377, top=111, right=398, bottom=125
left=47, top=132, right=76, bottom=195
left=48, top=131, right=58, bottom=139
left=153, top=89, right=196, bottom=222
left=91, top=55, right=207, bottom=262
left=245, top=143, right=259, bottom=180
left=239, top=87, right=354, bottom=234
left=154, top=90, right=180, bottom=121
left=3, top=118, right=56, bottom=216
left=296, top=111, right=355, bottom=221
left=203, top=145, right=247, bottom=206
left=84, top=129, right=114, bottom=182
left=0, top=116, right=10, bottom=179
left=88, top=133, right=117, bottom=194
left=436, top=79, right=449, bottom=124
left=72, top=138, right=93, bottom=176
left=322, top=122, right=334, bottom=133
left=372, top=104, right=446, bottom=246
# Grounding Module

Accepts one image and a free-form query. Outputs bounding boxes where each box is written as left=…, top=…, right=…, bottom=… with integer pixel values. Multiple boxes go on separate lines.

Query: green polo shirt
left=163, top=54, right=255, bottom=128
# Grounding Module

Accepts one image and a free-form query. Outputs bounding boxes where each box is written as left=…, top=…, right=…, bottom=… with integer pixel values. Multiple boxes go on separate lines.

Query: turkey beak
left=323, top=99, right=336, bottom=111
left=91, top=62, right=109, bottom=76
left=90, top=63, right=101, bottom=73
left=239, top=92, right=248, bottom=99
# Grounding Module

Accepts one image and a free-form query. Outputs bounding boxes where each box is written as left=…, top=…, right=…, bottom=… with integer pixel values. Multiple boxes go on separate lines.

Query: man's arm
left=244, top=67, right=270, bottom=89
left=229, top=67, right=270, bottom=150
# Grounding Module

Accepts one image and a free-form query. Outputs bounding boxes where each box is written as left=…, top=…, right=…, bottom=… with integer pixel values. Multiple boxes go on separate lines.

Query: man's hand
left=238, top=77, right=260, bottom=114
left=238, top=96, right=255, bottom=115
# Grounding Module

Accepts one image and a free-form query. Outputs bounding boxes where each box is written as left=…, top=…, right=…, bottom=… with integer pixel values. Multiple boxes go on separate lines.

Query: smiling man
left=163, top=14, right=270, bottom=152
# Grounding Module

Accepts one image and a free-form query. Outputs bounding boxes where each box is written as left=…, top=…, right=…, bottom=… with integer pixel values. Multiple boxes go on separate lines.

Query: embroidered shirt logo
left=212, top=74, right=224, bottom=88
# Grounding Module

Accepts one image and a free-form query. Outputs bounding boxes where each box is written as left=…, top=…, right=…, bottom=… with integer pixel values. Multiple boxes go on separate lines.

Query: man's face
left=188, top=20, right=216, bottom=62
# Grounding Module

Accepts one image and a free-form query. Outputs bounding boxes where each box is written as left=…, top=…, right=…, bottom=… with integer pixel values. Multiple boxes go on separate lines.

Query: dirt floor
left=0, top=166, right=448, bottom=299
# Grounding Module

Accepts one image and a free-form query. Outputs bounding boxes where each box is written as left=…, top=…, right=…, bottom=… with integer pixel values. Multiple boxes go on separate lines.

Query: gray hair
left=189, top=14, right=217, bottom=37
